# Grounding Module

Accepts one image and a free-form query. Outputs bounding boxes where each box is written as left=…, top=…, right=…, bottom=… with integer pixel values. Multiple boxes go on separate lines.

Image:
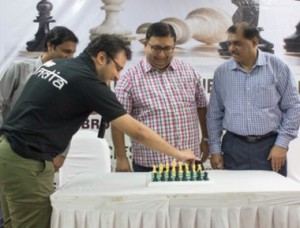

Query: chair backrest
left=58, top=130, right=111, bottom=188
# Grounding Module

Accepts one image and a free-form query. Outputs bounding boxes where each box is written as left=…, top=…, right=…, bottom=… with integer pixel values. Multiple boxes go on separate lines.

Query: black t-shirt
left=1, top=53, right=126, bottom=161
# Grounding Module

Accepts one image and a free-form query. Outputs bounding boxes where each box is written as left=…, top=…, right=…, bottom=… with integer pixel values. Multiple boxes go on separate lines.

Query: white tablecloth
left=51, top=170, right=300, bottom=228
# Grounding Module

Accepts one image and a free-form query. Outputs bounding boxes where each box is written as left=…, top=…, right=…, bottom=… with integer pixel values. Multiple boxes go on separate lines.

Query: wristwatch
left=202, top=138, right=209, bottom=142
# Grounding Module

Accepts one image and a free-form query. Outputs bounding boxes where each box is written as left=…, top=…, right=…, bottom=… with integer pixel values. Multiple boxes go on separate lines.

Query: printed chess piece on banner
left=284, top=21, right=300, bottom=52
left=185, top=8, right=232, bottom=45
left=218, top=0, right=274, bottom=56
left=26, top=0, right=55, bottom=52
left=89, top=0, right=133, bottom=44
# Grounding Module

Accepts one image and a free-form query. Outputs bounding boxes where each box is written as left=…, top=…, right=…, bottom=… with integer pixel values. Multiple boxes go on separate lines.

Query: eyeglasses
left=106, top=53, right=123, bottom=72
left=147, top=43, right=175, bottom=55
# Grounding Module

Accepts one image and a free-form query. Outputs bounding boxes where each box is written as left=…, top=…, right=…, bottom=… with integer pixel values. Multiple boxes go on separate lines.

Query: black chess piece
left=161, top=172, right=165, bottom=182
left=203, top=171, right=209, bottom=181
left=196, top=170, right=201, bottom=181
left=175, top=168, right=180, bottom=181
left=153, top=172, right=158, bottom=182
left=26, top=0, right=56, bottom=52
left=190, top=170, right=194, bottom=181
left=218, top=0, right=274, bottom=56
left=284, top=21, right=300, bottom=52
left=182, top=169, right=187, bottom=181
left=168, top=171, right=172, bottom=182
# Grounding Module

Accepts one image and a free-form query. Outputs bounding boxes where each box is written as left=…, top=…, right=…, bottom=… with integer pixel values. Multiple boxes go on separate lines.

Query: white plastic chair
left=58, top=130, right=111, bottom=188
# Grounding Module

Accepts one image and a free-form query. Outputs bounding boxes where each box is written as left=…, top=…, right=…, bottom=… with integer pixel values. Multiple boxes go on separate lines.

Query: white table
left=50, top=170, right=300, bottom=228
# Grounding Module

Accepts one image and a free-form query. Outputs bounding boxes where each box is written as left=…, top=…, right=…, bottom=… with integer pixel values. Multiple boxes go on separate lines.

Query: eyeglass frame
left=147, top=42, right=175, bottom=55
left=106, top=52, right=123, bottom=72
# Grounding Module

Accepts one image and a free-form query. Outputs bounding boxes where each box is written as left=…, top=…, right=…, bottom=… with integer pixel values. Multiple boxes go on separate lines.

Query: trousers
left=222, top=131, right=287, bottom=176
left=0, top=136, right=54, bottom=228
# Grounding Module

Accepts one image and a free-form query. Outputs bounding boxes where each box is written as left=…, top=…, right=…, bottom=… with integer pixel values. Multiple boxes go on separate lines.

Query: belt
left=227, top=131, right=277, bottom=143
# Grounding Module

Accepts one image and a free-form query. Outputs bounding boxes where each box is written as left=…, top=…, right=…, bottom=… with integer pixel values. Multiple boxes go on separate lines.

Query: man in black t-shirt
left=0, top=34, right=198, bottom=228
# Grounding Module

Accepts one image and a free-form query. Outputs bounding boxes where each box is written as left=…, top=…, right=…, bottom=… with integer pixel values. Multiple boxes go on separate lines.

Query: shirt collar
left=78, top=52, right=97, bottom=74
left=229, top=49, right=267, bottom=71
left=142, top=58, right=177, bottom=74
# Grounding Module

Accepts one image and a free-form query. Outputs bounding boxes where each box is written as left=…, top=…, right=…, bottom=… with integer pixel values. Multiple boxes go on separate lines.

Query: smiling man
left=207, top=22, right=300, bottom=176
left=0, top=34, right=198, bottom=228
left=112, top=22, right=209, bottom=172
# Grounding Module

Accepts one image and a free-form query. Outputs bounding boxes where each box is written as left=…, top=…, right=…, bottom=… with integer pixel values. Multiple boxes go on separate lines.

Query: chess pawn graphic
left=185, top=8, right=232, bottom=45
left=160, top=18, right=192, bottom=45
left=136, top=18, right=192, bottom=45
left=90, top=0, right=132, bottom=40
left=26, top=0, right=56, bottom=52
left=284, top=21, right=300, bottom=52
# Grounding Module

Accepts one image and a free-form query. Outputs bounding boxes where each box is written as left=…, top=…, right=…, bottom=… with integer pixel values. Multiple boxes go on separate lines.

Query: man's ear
left=252, top=37, right=259, bottom=47
left=95, top=51, right=107, bottom=66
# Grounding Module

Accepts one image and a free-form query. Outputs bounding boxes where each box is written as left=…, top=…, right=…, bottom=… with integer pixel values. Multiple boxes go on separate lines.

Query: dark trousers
left=222, top=132, right=287, bottom=176
left=132, top=161, right=153, bottom=172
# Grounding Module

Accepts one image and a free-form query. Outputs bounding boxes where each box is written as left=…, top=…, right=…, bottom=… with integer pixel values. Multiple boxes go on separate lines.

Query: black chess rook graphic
left=218, top=0, right=274, bottom=56
left=284, top=21, right=300, bottom=52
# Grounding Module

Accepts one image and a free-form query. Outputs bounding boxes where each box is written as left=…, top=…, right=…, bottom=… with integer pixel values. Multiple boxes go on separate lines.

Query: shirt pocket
left=254, top=84, right=278, bottom=109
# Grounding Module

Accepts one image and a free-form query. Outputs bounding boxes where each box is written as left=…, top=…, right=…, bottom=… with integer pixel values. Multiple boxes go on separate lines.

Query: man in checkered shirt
left=112, top=22, right=209, bottom=172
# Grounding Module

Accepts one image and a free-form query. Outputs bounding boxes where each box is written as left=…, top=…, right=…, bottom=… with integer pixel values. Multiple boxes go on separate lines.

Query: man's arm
left=111, top=125, right=132, bottom=172
left=0, top=64, right=20, bottom=126
left=111, top=114, right=198, bottom=162
left=197, top=107, right=209, bottom=162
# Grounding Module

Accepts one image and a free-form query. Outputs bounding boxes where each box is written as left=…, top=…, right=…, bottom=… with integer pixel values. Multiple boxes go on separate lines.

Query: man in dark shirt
left=0, top=34, right=198, bottom=228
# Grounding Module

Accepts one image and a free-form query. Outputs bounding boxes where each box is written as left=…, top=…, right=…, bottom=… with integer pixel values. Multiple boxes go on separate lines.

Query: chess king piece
left=26, top=0, right=55, bottom=52
left=284, top=21, right=300, bottom=52
left=218, top=0, right=274, bottom=56
left=90, top=0, right=132, bottom=40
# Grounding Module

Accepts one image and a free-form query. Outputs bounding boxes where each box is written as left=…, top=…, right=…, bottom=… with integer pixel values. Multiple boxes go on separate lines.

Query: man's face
left=144, top=36, right=175, bottom=70
left=48, top=41, right=77, bottom=59
left=98, top=50, right=127, bottom=86
left=227, top=30, right=258, bottom=65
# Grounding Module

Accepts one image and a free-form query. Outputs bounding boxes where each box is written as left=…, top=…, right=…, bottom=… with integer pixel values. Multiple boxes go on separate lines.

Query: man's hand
left=177, top=149, right=200, bottom=163
left=267, top=145, right=287, bottom=172
left=210, top=154, right=224, bottom=169
left=116, top=157, right=132, bottom=172
left=53, top=155, right=66, bottom=172
left=200, top=139, right=209, bottom=163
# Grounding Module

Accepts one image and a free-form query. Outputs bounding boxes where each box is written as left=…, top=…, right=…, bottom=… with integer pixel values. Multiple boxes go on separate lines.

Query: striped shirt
left=115, top=58, right=208, bottom=167
left=207, top=50, right=300, bottom=153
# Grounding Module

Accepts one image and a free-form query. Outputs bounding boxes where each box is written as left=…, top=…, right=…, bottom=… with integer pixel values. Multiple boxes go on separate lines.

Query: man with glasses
left=0, top=34, right=198, bottom=228
left=112, top=22, right=209, bottom=172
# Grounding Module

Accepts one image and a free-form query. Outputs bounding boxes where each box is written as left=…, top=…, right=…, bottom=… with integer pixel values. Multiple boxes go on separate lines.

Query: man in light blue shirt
left=207, top=22, right=300, bottom=176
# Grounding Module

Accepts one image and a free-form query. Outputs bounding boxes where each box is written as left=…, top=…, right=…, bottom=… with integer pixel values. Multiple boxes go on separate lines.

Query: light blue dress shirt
left=207, top=50, right=300, bottom=153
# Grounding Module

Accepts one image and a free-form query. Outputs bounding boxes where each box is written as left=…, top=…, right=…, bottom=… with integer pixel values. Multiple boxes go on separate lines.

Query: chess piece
left=185, top=8, right=232, bottom=45
left=160, top=18, right=192, bottom=45
left=197, top=164, right=202, bottom=181
left=90, top=0, right=132, bottom=40
left=26, top=0, right=55, bottom=52
left=159, top=163, right=164, bottom=181
left=152, top=165, right=158, bottom=182
left=218, top=0, right=274, bottom=56
left=284, top=21, right=300, bottom=52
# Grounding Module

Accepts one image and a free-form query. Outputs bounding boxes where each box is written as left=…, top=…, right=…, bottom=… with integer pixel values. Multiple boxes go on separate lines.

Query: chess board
left=147, top=161, right=212, bottom=186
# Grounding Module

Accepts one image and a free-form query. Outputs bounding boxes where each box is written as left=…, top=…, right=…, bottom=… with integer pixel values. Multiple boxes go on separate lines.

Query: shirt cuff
left=275, top=134, right=294, bottom=149
left=208, top=143, right=222, bottom=154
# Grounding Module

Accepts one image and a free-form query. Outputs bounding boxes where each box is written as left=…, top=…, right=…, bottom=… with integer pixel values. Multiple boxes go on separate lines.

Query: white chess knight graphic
left=90, top=0, right=132, bottom=40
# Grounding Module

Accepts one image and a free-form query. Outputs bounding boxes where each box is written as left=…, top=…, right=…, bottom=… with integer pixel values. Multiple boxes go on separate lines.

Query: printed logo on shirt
left=34, top=67, right=68, bottom=90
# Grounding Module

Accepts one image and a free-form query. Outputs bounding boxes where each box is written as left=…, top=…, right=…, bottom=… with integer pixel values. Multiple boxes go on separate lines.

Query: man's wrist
left=202, top=137, right=209, bottom=142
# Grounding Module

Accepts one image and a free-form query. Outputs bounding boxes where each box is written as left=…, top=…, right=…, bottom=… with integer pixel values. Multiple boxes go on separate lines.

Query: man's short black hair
left=43, top=26, right=79, bottom=50
left=84, top=34, right=132, bottom=60
left=145, top=22, right=177, bottom=43
left=227, top=22, right=260, bottom=40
